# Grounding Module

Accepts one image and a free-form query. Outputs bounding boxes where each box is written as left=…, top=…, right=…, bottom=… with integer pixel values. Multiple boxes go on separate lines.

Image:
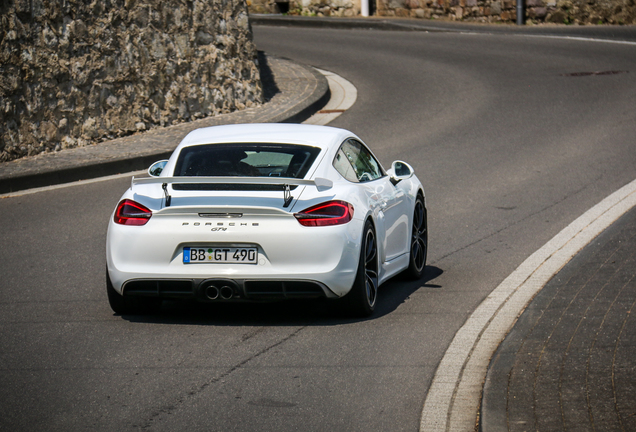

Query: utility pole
left=516, top=0, right=525, bottom=24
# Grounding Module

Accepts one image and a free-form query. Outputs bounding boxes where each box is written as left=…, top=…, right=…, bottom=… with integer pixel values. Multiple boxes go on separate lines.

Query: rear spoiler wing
left=131, top=176, right=334, bottom=208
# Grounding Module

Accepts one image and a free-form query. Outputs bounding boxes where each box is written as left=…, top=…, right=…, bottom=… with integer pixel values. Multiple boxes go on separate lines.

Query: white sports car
left=106, top=124, right=427, bottom=317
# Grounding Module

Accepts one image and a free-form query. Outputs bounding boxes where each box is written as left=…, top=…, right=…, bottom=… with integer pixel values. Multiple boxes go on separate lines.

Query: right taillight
left=114, top=199, right=152, bottom=226
left=294, top=200, right=354, bottom=227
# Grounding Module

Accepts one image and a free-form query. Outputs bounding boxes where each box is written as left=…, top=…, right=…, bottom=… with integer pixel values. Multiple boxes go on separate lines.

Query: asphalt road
left=1, top=24, right=635, bottom=431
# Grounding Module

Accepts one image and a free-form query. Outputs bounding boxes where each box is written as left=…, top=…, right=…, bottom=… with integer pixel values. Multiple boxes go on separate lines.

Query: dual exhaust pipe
left=202, top=280, right=237, bottom=301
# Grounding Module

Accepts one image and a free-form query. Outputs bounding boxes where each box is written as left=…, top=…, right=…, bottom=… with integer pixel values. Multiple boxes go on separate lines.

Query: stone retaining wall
left=0, top=0, right=263, bottom=162
left=249, top=0, right=636, bottom=24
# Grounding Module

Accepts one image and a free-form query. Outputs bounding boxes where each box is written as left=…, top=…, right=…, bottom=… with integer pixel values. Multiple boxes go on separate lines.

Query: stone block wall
left=249, top=0, right=636, bottom=24
left=249, top=0, right=360, bottom=16
left=374, top=0, right=636, bottom=23
left=0, top=0, right=263, bottom=162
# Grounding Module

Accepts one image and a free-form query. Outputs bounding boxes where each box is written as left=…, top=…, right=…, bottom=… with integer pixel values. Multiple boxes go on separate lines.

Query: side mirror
left=389, top=160, right=414, bottom=185
left=148, top=160, right=168, bottom=177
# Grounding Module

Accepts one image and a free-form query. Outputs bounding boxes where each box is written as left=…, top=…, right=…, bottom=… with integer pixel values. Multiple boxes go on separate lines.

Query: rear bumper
left=119, top=277, right=338, bottom=301
left=106, top=213, right=364, bottom=297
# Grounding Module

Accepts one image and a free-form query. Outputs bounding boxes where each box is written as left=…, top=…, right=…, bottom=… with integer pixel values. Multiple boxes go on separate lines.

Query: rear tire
left=343, top=220, right=379, bottom=317
left=106, top=270, right=161, bottom=315
left=406, top=194, right=427, bottom=280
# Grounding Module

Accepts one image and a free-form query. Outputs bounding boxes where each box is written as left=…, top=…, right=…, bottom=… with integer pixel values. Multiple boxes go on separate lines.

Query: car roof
left=178, top=123, right=356, bottom=151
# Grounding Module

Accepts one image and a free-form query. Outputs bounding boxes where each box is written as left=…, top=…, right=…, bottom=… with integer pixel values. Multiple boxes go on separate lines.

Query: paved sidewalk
left=481, top=205, right=636, bottom=431
left=0, top=54, right=329, bottom=194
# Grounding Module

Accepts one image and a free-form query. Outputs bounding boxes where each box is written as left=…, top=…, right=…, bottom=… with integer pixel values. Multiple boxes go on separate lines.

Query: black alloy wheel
left=406, top=195, right=427, bottom=279
left=345, top=220, right=379, bottom=317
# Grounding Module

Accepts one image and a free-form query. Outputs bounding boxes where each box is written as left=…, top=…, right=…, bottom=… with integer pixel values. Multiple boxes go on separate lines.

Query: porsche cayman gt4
left=106, top=124, right=427, bottom=317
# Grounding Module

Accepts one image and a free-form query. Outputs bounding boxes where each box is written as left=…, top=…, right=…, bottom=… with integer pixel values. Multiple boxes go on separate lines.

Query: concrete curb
left=0, top=55, right=330, bottom=194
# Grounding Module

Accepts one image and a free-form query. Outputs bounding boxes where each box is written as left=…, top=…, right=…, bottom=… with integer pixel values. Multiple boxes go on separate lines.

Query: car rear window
left=172, top=143, right=321, bottom=190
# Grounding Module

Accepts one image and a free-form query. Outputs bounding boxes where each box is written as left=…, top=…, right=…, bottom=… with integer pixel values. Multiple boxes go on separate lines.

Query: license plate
left=183, top=247, right=258, bottom=264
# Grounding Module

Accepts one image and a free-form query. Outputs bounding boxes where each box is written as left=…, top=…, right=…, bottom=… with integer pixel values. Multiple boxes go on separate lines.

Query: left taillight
left=114, top=199, right=152, bottom=226
left=294, top=200, right=354, bottom=227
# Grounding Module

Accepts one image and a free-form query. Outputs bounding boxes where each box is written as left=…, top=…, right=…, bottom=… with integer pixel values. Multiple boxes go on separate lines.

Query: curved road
left=1, top=24, right=635, bottom=431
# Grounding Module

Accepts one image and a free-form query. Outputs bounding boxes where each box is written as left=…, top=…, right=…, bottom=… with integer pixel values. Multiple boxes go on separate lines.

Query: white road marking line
left=420, top=177, right=636, bottom=431
left=522, top=34, right=636, bottom=46
left=0, top=170, right=146, bottom=199
left=453, top=31, right=636, bottom=46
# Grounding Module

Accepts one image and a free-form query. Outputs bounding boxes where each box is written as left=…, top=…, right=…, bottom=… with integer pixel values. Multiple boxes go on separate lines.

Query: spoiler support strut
left=162, top=183, right=172, bottom=207
left=283, top=184, right=293, bottom=208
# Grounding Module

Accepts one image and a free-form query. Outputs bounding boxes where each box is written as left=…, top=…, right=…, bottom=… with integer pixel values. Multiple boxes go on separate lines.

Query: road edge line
left=420, top=177, right=636, bottom=431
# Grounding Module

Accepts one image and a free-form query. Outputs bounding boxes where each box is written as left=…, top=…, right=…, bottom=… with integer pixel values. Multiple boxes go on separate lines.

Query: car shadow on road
left=119, top=265, right=444, bottom=327
left=374, top=265, right=443, bottom=318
